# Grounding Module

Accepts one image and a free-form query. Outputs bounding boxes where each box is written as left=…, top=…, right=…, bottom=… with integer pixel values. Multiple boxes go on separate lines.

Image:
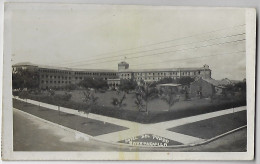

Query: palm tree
left=161, top=87, right=176, bottom=111
left=111, top=93, right=127, bottom=110
left=134, top=93, right=146, bottom=112
left=135, top=82, right=158, bottom=114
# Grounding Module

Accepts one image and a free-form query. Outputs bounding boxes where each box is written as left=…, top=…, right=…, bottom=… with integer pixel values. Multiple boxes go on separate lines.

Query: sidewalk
left=13, top=97, right=247, bottom=147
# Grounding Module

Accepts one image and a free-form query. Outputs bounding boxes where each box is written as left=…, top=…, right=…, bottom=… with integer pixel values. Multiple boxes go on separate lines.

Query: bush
left=13, top=91, right=20, bottom=96
left=119, top=79, right=137, bottom=92
left=79, top=77, right=108, bottom=90
left=64, top=84, right=78, bottom=91
left=19, top=91, right=29, bottom=99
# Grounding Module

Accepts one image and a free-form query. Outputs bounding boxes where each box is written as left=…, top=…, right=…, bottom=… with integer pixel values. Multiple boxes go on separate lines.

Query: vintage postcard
left=1, top=2, right=256, bottom=160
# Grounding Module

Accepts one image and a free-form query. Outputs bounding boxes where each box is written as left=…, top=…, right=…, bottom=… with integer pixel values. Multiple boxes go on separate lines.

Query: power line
left=54, top=24, right=245, bottom=66
left=68, top=38, right=245, bottom=68
left=130, top=51, right=245, bottom=67
left=64, top=32, right=245, bottom=66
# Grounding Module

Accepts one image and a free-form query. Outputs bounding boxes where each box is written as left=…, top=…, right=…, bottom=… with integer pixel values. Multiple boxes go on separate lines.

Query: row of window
left=135, top=77, right=178, bottom=80
left=41, top=75, right=71, bottom=79
left=41, top=80, right=71, bottom=84
left=120, top=71, right=202, bottom=77
left=39, top=69, right=71, bottom=74
left=75, top=72, right=116, bottom=76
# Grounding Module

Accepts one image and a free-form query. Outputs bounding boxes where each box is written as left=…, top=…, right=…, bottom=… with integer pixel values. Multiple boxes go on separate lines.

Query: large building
left=12, top=61, right=211, bottom=89
left=13, top=62, right=117, bottom=89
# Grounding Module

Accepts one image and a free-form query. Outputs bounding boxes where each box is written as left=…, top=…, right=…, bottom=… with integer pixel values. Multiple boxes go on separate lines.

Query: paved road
left=13, top=108, right=247, bottom=152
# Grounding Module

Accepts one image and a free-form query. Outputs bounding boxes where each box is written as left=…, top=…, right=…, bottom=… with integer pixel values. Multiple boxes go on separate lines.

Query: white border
left=1, top=2, right=257, bottom=161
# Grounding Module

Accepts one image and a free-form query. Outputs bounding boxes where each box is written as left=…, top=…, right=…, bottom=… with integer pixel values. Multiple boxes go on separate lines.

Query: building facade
left=190, top=77, right=226, bottom=98
left=13, top=62, right=117, bottom=89
left=12, top=61, right=212, bottom=89
left=111, top=61, right=211, bottom=87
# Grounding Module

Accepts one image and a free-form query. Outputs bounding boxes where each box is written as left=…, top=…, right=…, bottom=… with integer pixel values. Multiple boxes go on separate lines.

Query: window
left=41, top=75, right=44, bottom=78
left=41, top=80, right=44, bottom=83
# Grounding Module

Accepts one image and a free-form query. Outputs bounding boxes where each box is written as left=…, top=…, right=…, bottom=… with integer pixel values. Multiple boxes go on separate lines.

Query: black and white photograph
left=1, top=2, right=256, bottom=160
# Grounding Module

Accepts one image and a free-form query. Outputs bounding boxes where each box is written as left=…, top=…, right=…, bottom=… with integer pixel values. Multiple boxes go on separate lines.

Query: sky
left=6, top=3, right=246, bottom=80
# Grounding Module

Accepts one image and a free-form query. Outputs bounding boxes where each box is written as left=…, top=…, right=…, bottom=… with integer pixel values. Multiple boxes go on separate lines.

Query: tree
left=64, top=84, right=77, bottom=91
left=47, top=89, right=55, bottom=96
left=119, top=79, right=137, bottom=92
left=79, top=89, right=98, bottom=118
left=135, top=83, right=158, bottom=114
left=161, top=87, right=177, bottom=111
left=177, top=77, right=195, bottom=86
left=111, top=94, right=126, bottom=110
left=79, top=77, right=108, bottom=90
left=134, top=93, right=146, bottom=112
left=19, top=90, right=29, bottom=103
left=62, top=91, right=72, bottom=101
left=12, top=69, right=39, bottom=90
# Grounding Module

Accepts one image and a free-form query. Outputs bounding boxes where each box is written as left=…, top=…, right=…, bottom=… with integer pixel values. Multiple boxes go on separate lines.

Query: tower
left=202, top=64, right=211, bottom=79
left=118, top=61, right=129, bottom=72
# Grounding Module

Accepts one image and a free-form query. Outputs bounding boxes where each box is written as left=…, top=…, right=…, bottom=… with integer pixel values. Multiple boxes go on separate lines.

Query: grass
left=15, top=89, right=246, bottom=124
left=13, top=99, right=128, bottom=136
left=55, top=90, right=244, bottom=112
left=168, top=110, right=247, bottom=139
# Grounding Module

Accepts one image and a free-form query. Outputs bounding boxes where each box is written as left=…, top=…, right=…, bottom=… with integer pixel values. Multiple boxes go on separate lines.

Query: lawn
left=168, top=110, right=247, bottom=139
left=15, top=89, right=246, bottom=124
left=55, top=90, right=229, bottom=112
left=13, top=99, right=128, bottom=136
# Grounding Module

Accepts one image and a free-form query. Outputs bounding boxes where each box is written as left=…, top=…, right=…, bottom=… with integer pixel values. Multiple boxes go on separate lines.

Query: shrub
left=19, top=91, right=29, bottom=100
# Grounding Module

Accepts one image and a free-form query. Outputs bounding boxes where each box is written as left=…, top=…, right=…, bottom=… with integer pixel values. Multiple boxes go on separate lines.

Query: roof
left=157, top=83, right=182, bottom=87
left=219, top=78, right=233, bottom=85
left=118, top=61, right=129, bottom=66
left=198, top=77, right=226, bottom=88
left=119, top=67, right=211, bottom=73
left=13, top=62, right=117, bottom=73
left=13, top=62, right=38, bottom=67
left=202, top=78, right=220, bottom=86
